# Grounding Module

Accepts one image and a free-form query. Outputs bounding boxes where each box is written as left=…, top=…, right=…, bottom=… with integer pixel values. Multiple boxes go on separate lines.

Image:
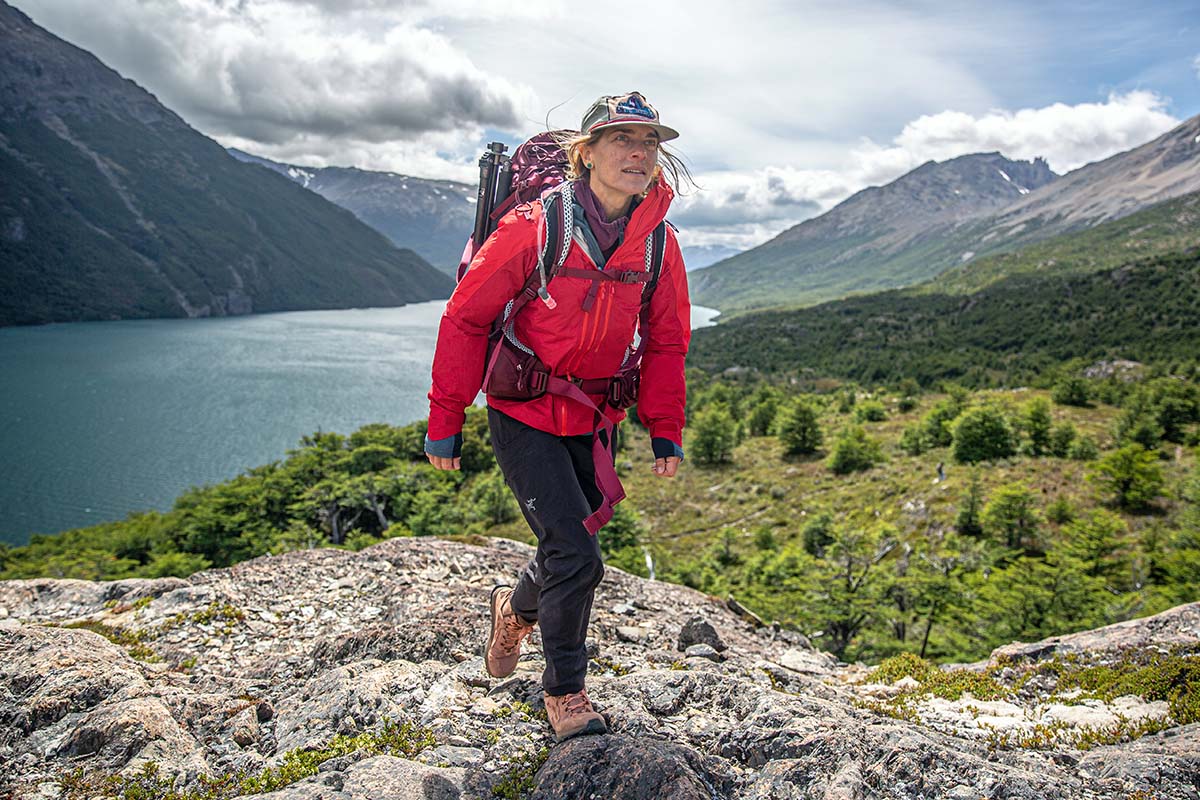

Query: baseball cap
left=581, top=91, right=679, bottom=142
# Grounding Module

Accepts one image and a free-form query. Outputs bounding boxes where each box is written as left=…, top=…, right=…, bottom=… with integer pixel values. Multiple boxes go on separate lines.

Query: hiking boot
left=544, top=689, right=608, bottom=743
left=484, top=585, right=535, bottom=678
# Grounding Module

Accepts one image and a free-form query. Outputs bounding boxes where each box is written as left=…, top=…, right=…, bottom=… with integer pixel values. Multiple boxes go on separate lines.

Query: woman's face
left=583, top=127, right=660, bottom=211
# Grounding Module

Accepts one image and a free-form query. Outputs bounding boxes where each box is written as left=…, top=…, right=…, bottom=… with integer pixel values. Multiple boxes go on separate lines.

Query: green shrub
left=1049, top=422, right=1077, bottom=458
left=1052, top=376, right=1092, bottom=407
left=920, top=398, right=963, bottom=449
left=951, top=406, right=1017, bottom=464
left=982, top=483, right=1040, bottom=551
left=802, top=513, right=836, bottom=557
left=1088, top=444, right=1165, bottom=511
left=899, top=424, right=925, bottom=456
left=778, top=400, right=823, bottom=456
left=827, top=426, right=884, bottom=474
left=1023, top=397, right=1053, bottom=456
left=1068, top=435, right=1099, bottom=461
left=854, top=400, right=887, bottom=423
left=691, top=403, right=737, bottom=465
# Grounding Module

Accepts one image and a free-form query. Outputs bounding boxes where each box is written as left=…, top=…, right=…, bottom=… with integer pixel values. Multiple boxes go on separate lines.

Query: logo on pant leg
left=525, top=497, right=537, bottom=512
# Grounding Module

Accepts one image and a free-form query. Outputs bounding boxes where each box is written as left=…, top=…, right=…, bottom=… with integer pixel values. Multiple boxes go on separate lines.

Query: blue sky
left=17, top=0, right=1200, bottom=248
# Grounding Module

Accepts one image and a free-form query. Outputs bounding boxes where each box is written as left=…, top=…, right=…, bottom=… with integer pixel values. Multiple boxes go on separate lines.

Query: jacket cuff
left=424, top=432, right=462, bottom=459
left=648, top=420, right=682, bottom=444
left=652, top=437, right=684, bottom=462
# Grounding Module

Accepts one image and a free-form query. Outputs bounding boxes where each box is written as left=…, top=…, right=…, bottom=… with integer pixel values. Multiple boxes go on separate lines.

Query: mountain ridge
left=0, top=1, right=451, bottom=326
left=227, top=148, right=476, bottom=275
left=690, top=152, right=1058, bottom=312
left=694, top=114, right=1200, bottom=314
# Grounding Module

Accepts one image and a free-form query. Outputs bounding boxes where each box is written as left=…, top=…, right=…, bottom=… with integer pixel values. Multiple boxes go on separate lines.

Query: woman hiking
left=424, top=91, right=691, bottom=743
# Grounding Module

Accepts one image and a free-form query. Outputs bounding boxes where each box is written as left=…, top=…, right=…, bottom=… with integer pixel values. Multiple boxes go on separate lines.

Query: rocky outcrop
left=1, top=537, right=1197, bottom=799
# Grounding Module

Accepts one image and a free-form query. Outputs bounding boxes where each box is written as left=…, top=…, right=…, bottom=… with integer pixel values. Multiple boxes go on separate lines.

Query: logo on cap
left=615, top=94, right=656, bottom=120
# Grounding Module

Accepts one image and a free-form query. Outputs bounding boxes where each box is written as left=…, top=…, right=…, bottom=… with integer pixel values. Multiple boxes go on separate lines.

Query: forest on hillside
left=3, top=368, right=1197, bottom=666
left=688, top=250, right=1200, bottom=388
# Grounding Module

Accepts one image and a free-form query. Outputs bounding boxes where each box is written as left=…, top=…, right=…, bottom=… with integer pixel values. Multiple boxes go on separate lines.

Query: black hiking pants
left=488, top=407, right=609, bottom=696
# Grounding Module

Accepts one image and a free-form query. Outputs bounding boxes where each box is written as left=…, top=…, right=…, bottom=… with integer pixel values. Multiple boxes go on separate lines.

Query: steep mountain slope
left=690, top=153, right=1056, bottom=312
left=979, top=113, right=1200, bottom=237
left=0, top=2, right=451, bottom=326
left=688, top=202, right=1200, bottom=387
left=228, top=149, right=475, bottom=275
left=928, top=188, right=1200, bottom=295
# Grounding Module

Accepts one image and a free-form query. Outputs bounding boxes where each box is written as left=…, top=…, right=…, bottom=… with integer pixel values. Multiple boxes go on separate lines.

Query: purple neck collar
left=575, top=179, right=628, bottom=254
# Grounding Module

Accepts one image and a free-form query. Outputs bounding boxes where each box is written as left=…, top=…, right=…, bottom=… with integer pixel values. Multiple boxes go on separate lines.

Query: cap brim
left=587, top=117, right=679, bottom=143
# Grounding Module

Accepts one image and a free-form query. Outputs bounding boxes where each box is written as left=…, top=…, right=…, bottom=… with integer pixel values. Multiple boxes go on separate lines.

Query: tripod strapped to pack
left=460, top=134, right=669, bottom=534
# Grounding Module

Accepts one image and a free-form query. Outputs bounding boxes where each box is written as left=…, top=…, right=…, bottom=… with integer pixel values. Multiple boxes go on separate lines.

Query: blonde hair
left=555, top=129, right=696, bottom=197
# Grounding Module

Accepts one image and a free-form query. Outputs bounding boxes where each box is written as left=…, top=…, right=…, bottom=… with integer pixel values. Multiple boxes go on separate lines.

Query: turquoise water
left=0, top=302, right=720, bottom=545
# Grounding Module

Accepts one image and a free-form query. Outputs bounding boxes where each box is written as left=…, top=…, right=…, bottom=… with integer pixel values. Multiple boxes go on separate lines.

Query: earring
left=585, top=162, right=593, bottom=169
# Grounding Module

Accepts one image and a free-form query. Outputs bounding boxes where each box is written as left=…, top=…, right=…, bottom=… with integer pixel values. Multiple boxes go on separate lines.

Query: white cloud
left=21, top=0, right=534, bottom=176
left=850, top=90, right=1179, bottom=180
left=673, top=92, right=1181, bottom=251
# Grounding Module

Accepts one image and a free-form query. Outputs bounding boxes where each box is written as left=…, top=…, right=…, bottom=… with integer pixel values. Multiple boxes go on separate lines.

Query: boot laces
left=563, top=690, right=592, bottom=716
left=497, top=604, right=531, bottom=651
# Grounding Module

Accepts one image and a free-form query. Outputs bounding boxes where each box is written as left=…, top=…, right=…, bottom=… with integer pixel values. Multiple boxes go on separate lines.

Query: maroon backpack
left=458, top=131, right=572, bottom=282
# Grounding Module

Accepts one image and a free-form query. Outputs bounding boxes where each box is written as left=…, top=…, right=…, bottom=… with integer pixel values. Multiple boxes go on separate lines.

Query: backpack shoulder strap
left=641, top=220, right=668, bottom=307
left=504, top=184, right=573, bottom=321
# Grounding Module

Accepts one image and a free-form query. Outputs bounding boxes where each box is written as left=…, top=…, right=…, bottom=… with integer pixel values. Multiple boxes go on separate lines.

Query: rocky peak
left=1, top=537, right=1197, bottom=799
left=981, top=112, right=1200, bottom=234
left=0, top=0, right=179, bottom=127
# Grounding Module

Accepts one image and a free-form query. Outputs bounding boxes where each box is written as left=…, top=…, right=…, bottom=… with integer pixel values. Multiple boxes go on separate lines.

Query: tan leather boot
left=544, top=689, right=608, bottom=743
left=484, top=586, right=535, bottom=678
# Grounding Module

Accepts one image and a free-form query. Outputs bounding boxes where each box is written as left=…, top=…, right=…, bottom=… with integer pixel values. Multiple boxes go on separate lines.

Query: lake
left=0, top=302, right=720, bottom=545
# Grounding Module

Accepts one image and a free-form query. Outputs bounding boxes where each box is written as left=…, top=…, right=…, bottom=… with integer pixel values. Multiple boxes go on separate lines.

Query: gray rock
left=677, top=615, right=727, bottom=652
left=530, top=735, right=731, bottom=800
left=776, top=648, right=838, bottom=675
left=684, top=643, right=722, bottom=662
left=617, top=626, right=649, bottom=643
left=422, top=744, right=484, bottom=768
left=0, top=538, right=1197, bottom=800
left=342, top=755, right=464, bottom=800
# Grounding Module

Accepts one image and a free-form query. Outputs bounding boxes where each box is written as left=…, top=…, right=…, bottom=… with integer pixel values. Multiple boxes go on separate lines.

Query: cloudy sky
left=18, top=0, right=1200, bottom=249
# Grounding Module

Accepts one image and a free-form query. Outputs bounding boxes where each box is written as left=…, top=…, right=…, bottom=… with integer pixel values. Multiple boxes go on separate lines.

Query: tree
left=951, top=406, right=1016, bottom=464
left=1088, top=444, right=1165, bottom=511
left=464, top=468, right=518, bottom=527
left=1063, top=510, right=1128, bottom=583
left=826, top=426, right=884, bottom=474
left=691, top=403, right=737, bottom=465
left=1023, top=397, right=1053, bottom=457
left=899, top=425, right=926, bottom=456
left=973, top=552, right=1105, bottom=645
left=803, top=524, right=898, bottom=659
left=1068, top=435, right=1099, bottom=461
left=802, top=513, right=836, bottom=557
left=919, top=398, right=963, bottom=449
left=1052, top=375, right=1091, bottom=407
left=854, top=400, right=887, bottom=423
left=981, top=483, right=1040, bottom=552
left=955, top=472, right=984, bottom=537
left=1049, top=422, right=1077, bottom=458
left=778, top=400, right=823, bottom=456
left=746, top=386, right=782, bottom=437
left=601, top=504, right=650, bottom=577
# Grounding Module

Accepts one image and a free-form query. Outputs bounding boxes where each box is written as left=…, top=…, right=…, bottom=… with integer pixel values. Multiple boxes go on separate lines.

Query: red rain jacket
left=427, top=178, right=690, bottom=446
